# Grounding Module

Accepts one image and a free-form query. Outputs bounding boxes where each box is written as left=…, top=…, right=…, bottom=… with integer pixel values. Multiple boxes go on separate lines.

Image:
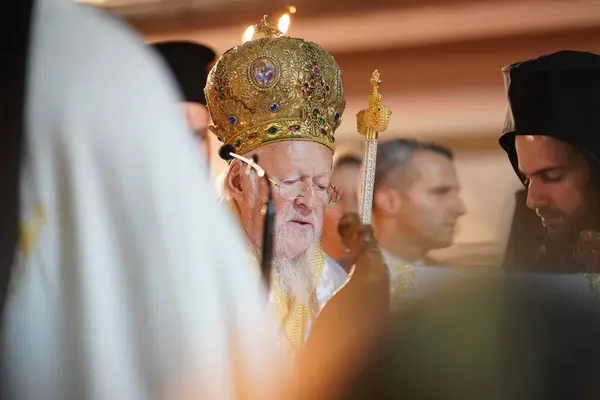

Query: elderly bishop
left=207, top=16, right=348, bottom=350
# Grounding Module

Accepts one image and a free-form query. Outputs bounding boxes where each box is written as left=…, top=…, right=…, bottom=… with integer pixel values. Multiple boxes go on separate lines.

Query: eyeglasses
left=225, top=154, right=342, bottom=206
left=268, top=178, right=342, bottom=206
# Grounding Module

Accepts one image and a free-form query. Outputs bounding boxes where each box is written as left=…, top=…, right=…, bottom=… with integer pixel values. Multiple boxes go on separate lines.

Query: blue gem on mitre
left=334, top=112, right=340, bottom=121
left=250, top=57, right=278, bottom=88
left=229, top=115, right=237, bottom=125
left=270, top=103, right=279, bottom=112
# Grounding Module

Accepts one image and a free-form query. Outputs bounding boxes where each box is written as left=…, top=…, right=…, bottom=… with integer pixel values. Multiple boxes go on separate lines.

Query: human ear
left=374, top=187, right=402, bottom=215
left=226, top=161, right=245, bottom=202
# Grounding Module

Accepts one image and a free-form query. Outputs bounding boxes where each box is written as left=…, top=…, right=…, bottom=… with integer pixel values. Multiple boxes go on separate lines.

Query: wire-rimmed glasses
left=268, top=178, right=342, bottom=206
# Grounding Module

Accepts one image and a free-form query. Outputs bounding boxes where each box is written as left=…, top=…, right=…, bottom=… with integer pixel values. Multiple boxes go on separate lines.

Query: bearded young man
left=206, top=17, right=351, bottom=350
left=499, top=50, right=600, bottom=273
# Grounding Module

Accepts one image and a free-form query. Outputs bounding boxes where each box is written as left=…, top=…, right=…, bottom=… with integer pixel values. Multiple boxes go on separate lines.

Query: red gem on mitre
left=248, top=132, right=259, bottom=139
left=320, top=128, right=328, bottom=135
left=313, top=66, right=321, bottom=75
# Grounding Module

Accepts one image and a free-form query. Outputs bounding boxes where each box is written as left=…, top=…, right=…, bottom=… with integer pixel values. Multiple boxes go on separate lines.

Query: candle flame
left=278, top=13, right=291, bottom=35
left=242, top=25, right=255, bottom=43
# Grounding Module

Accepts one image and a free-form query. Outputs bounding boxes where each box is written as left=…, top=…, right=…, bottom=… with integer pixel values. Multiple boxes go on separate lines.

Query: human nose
left=453, top=195, right=467, bottom=217
left=296, top=182, right=320, bottom=209
left=526, top=180, right=548, bottom=210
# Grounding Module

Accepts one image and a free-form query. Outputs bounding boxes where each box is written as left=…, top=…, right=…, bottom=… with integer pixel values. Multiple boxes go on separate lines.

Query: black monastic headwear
left=499, top=50, right=600, bottom=184
left=152, top=41, right=216, bottom=105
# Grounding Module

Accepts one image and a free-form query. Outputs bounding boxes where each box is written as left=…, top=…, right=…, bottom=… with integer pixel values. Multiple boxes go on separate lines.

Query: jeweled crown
left=205, top=16, right=346, bottom=155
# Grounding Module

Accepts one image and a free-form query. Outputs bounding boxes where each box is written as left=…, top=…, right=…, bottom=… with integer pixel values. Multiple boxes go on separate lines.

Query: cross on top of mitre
left=252, top=15, right=283, bottom=39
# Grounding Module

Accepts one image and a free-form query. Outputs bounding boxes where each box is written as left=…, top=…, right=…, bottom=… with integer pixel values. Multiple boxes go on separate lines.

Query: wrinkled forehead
left=250, top=141, right=333, bottom=176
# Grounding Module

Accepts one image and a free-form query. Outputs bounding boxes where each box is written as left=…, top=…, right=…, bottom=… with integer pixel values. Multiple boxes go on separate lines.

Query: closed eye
left=540, top=172, right=563, bottom=183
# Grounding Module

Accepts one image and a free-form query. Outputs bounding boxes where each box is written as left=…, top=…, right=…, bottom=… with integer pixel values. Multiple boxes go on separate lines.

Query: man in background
left=152, top=41, right=216, bottom=163
left=322, top=154, right=362, bottom=268
left=371, top=139, right=467, bottom=302
left=1, top=1, right=280, bottom=398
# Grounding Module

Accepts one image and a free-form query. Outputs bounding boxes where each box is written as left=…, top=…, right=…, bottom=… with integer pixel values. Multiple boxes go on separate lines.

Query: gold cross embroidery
left=20, top=201, right=46, bottom=258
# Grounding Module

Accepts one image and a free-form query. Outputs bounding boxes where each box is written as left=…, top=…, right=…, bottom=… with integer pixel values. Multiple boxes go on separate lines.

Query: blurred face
left=184, top=102, right=210, bottom=163
left=516, top=135, right=597, bottom=241
left=398, top=150, right=466, bottom=250
left=230, top=141, right=333, bottom=260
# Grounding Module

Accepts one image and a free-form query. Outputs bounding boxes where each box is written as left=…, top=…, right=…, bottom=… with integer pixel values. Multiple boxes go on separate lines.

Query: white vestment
left=316, top=253, right=348, bottom=309
left=1, top=1, right=281, bottom=399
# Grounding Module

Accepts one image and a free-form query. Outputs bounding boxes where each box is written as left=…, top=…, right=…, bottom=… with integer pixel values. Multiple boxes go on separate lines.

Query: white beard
left=243, top=173, right=322, bottom=302
left=248, top=240, right=319, bottom=303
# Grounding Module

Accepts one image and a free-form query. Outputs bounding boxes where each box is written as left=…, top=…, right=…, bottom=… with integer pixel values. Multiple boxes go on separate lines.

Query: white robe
left=316, top=253, right=348, bottom=309
left=1, top=1, right=281, bottom=399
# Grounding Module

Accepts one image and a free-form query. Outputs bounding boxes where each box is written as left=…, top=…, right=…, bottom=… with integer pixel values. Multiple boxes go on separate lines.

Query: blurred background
left=81, top=0, right=600, bottom=266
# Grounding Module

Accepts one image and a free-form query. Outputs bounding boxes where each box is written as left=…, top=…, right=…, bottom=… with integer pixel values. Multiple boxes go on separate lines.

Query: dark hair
left=375, top=139, right=453, bottom=190
left=334, top=154, right=362, bottom=170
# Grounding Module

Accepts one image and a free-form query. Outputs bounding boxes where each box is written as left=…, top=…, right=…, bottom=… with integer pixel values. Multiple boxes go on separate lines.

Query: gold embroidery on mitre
left=205, top=15, right=346, bottom=156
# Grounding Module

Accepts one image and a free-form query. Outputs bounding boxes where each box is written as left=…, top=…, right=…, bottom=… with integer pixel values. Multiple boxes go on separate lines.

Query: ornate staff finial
left=253, top=15, right=283, bottom=39
left=370, top=70, right=382, bottom=90
left=356, top=70, right=391, bottom=224
left=357, top=70, right=391, bottom=140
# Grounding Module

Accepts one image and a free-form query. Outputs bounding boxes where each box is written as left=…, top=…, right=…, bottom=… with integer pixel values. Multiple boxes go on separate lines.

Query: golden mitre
left=205, top=16, right=346, bottom=155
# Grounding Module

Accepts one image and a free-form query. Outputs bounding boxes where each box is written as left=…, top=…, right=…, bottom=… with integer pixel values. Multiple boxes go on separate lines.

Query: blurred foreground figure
left=499, top=50, right=600, bottom=272
left=322, top=155, right=362, bottom=265
left=292, top=212, right=390, bottom=400
left=152, top=41, right=216, bottom=163
left=1, top=0, right=280, bottom=399
left=339, top=277, right=600, bottom=400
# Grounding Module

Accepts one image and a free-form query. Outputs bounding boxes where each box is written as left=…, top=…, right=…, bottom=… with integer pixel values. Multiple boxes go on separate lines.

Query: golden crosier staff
left=356, top=70, right=391, bottom=224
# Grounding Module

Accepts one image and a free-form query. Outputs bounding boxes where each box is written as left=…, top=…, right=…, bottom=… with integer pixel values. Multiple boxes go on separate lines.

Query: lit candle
left=242, top=25, right=255, bottom=43
left=277, top=13, right=290, bottom=35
